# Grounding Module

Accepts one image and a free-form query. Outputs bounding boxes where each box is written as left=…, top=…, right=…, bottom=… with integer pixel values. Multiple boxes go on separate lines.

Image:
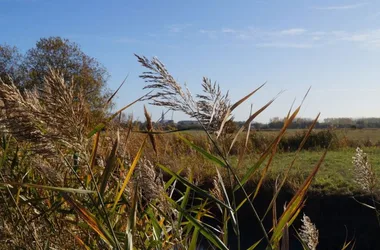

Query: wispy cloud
left=198, top=26, right=380, bottom=50
left=315, top=88, right=380, bottom=93
left=168, top=24, right=191, bottom=33
left=314, top=3, right=367, bottom=10
left=221, top=28, right=236, bottom=33
left=256, top=42, right=313, bottom=49
left=198, top=27, right=312, bottom=48
left=199, top=29, right=218, bottom=38
left=338, top=29, right=380, bottom=48
left=279, top=28, right=307, bottom=35
left=113, top=37, right=139, bottom=43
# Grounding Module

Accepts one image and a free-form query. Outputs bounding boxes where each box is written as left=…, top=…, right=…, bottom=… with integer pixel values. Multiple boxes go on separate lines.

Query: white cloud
left=338, top=29, right=380, bottom=42
left=310, top=31, right=327, bottom=36
left=315, top=88, right=380, bottom=93
left=197, top=25, right=380, bottom=50
left=367, top=39, right=380, bottom=48
left=256, top=42, right=313, bottom=49
left=314, top=3, right=367, bottom=10
left=199, top=29, right=218, bottom=38
left=279, top=28, right=306, bottom=35
left=343, top=34, right=370, bottom=41
left=221, top=28, right=236, bottom=33
left=168, top=24, right=191, bottom=33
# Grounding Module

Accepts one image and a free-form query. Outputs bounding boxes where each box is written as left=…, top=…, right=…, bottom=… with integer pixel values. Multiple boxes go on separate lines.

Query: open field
left=122, top=128, right=380, bottom=195
left=155, top=133, right=380, bottom=195
left=186, top=127, right=380, bottom=148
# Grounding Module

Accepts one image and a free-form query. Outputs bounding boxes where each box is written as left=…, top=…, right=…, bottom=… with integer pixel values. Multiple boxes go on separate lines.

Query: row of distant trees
left=250, top=117, right=380, bottom=130
left=0, top=37, right=110, bottom=121
left=123, top=117, right=380, bottom=131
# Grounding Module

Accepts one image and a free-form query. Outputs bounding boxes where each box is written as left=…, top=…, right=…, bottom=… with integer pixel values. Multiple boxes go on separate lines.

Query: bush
left=279, top=130, right=339, bottom=152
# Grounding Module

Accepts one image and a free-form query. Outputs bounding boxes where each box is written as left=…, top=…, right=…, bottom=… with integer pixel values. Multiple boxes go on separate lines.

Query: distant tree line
left=251, top=117, right=380, bottom=130
left=122, top=117, right=380, bottom=132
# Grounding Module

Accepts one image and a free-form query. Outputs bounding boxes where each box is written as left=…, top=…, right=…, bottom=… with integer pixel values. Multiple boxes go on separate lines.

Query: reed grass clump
left=0, top=55, right=339, bottom=250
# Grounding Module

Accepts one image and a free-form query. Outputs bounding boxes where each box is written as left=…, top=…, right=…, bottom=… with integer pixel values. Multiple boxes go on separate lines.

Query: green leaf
left=0, top=182, right=95, bottom=194
left=112, top=138, right=146, bottom=211
left=247, top=238, right=263, bottom=250
left=178, top=171, right=192, bottom=227
left=165, top=195, right=229, bottom=250
left=270, top=150, right=327, bottom=245
left=87, top=123, right=106, bottom=138
left=158, top=163, right=232, bottom=211
left=177, top=134, right=226, bottom=168
left=99, top=134, right=119, bottom=198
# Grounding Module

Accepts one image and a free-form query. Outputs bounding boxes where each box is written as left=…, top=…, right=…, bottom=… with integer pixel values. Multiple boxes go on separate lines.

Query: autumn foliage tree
left=0, top=44, right=23, bottom=85
left=0, top=37, right=110, bottom=119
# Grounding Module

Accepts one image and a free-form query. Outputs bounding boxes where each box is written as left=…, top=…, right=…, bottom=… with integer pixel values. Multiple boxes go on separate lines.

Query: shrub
left=279, top=130, right=339, bottom=152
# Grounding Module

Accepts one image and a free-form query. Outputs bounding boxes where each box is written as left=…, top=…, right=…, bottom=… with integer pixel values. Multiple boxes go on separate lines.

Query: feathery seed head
left=299, top=214, right=319, bottom=250
left=352, top=147, right=376, bottom=192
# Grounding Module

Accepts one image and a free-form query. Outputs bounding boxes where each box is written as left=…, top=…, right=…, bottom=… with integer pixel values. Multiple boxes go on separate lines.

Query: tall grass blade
left=215, top=167, right=239, bottom=237
left=236, top=101, right=302, bottom=191
left=106, top=74, right=128, bottom=106
left=0, top=182, right=95, bottom=194
left=229, top=93, right=281, bottom=154
left=72, top=234, right=91, bottom=250
left=158, top=163, right=232, bottom=210
left=217, top=82, right=266, bottom=138
left=87, top=93, right=150, bottom=138
left=247, top=239, right=263, bottom=250
left=99, top=131, right=119, bottom=198
left=253, top=105, right=306, bottom=199
left=165, top=195, right=229, bottom=250
left=177, top=134, right=226, bottom=168
left=236, top=103, right=253, bottom=170
left=262, top=113, right=320, bottom=220
left=62, top=193, right=116, bottom=247
left=112, top=137, right=147, bottom=211
left=164, top=168, right=183, bottom=191
left=292, top=227, right=312, bottom=250
left=231, top=82, right=266, bottom=112
left=125, top=183, right=138, bottom=250
left=189, top=200, right=210, bottom=250
left=146, top=206, right=163, bottom=241
left=178, top=171, right=192, bottom=227
left=87, top=131, right=101, bottom=186
left=270, top=150, right=327, bottom=246
left=281, top=223, right=289, bottom=250
left=144, top=105, right=157, bottom=155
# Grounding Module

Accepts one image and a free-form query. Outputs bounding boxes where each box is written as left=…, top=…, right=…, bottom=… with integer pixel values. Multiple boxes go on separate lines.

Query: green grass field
left=170, top=129, right=380, bottom=195
left=268, top=147, right=380, bottom=195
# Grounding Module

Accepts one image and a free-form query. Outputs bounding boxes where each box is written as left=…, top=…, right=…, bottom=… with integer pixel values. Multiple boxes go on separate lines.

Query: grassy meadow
left=143, top=128, right=380, bottom=195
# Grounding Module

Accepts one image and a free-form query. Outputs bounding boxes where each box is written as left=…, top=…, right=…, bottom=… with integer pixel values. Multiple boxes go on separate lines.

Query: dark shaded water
left=229, top=187, right=379, bottom=250
left=191, top=183, right=380, bottom=250
left=165, top=174, right=379, bottom=249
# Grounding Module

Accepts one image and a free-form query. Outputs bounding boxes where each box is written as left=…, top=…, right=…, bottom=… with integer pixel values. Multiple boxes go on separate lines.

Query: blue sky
left=1, top=0, right=380, bottom=122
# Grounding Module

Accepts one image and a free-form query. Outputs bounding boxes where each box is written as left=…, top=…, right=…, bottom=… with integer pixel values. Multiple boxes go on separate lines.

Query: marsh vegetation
left=0, top=38, right=379, bottom=250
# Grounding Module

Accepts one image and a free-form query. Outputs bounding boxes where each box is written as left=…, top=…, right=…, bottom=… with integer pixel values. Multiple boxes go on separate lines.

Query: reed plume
left=299, top=214, right=319, bottom=250
left=135, top=54, right=231, bottom=132
left=352, top=147, right=376, bottom=192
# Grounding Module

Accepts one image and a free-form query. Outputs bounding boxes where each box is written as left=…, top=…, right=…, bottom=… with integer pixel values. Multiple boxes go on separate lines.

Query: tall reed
left=0, top=56, right=332, bottom=250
